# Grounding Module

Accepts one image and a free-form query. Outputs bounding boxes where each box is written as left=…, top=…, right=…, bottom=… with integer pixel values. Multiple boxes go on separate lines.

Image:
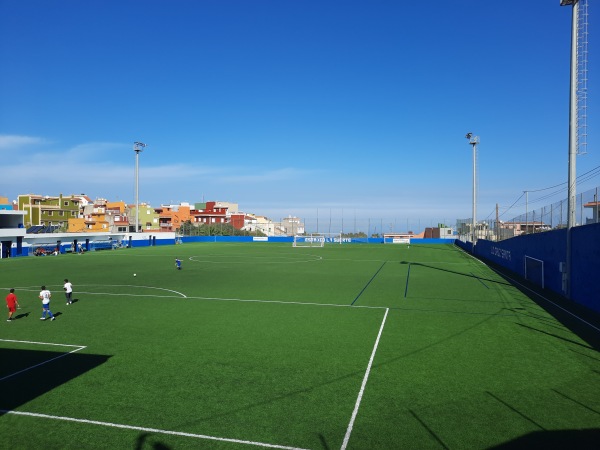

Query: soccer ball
left=133, top=274, right=137, bottom=277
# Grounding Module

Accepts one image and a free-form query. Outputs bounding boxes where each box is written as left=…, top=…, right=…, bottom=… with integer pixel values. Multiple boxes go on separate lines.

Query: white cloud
left=1, top=136, right=471, bottom=222
left=0, top=137, right=319, bottom=209
left=0, top=134, right=46, bottom=150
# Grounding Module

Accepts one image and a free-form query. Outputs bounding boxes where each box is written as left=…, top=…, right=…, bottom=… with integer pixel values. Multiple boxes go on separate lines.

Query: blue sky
left=1, top=0, right=598, bottom=229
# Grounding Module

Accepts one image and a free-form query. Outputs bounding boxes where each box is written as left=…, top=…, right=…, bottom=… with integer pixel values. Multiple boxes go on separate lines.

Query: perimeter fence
left=178, top=215, right=458, bottom=238
left=459, top=184, right=600, bottom=242
left=179, top=185, right=599, bottom=241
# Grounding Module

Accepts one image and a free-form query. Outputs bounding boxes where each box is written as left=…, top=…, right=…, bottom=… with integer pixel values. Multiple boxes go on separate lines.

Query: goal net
left=524, top=256, right=544, bottom=288
left=383, top=234, right=411, bottom=245
left=31, top=243, right=57, bottom=256
left=293, top=233, right=342, bottom=247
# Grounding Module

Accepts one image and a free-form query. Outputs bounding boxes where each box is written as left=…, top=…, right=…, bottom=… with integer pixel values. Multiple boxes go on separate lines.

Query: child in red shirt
left=6, top=288, right=19, bottom=321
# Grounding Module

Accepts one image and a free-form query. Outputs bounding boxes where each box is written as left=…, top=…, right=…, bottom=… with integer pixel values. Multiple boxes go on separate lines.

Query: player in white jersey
left=64, top=279, right=73, bottom=305
left=39, top=286, right=55, bottom=321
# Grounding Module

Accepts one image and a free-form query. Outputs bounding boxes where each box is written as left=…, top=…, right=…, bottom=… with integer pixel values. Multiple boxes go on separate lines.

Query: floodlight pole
left=466, top=133, right=480, bottom=246
left=133, top=141, right=147, bottom=233
left=561, top=0, right=579, bottom=299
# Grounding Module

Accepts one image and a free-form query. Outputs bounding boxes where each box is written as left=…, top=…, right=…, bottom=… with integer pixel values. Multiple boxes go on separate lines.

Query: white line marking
left=188, top=254, right=322, bottom=264
left=0, top=410, right=310, bottom=450
left=123, top=285, right=187, bottom=298
left=341, top=307, right=389, bottom=450
left=82, top=284, right=188, bottom=298
left=0, top=338, right=84, bottom=348
left=0, top=340, right=86, bottom=382
left=184, top=296, right=389, bottom=310
left=76, top=291, right=180, bottom=299
left=53, top=289, right=388, bottom=310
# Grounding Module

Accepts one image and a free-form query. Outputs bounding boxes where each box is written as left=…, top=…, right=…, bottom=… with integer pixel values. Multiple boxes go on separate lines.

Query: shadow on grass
left=489, top=429, right=600, bottom=449
left=12, top=311, right=31, bottom=320
left=318, top=433, right=330, bottom=450
left=0, top=348, right=110, bottom=412
left=135, top=433, right=172, bottom=450
left=486, top=391, right=600, bottom=448
left=479, top=259, right=600, bottom=352
left=399, top=260, right=514, bottom=288
left=515, top=322, right=596, bottom=351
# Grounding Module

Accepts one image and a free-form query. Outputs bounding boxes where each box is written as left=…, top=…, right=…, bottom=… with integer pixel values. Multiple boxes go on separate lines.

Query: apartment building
left=18, top=193, right=82, bottom=230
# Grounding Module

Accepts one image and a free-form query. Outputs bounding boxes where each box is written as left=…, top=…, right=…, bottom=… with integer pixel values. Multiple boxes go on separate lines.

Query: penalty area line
left=0, top=410, right=310, bottom=450
left=0, top=343, right=86, bottom=383
left=185, top=295, right=388, bottom=310
left=341, top=307, right=389, bottom=450
left=0, top=338, right=86, bottom=348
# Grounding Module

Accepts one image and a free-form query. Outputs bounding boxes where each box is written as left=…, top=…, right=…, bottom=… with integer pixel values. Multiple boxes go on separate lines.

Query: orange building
left=156, top=204, right=191, bottom=232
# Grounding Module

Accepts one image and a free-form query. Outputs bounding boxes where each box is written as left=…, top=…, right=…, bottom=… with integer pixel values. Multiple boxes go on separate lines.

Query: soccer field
left=1, top=243, right=599, bottom=449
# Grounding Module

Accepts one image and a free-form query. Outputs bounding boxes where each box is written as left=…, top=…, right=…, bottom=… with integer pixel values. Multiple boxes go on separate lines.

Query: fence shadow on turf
left=489, top=428, right=600, bottom=449
left=481, top=260, right=600, bottom=353
left=399, top=261, right=514, bottom=288
left=0, top=348, right=111, bottom=413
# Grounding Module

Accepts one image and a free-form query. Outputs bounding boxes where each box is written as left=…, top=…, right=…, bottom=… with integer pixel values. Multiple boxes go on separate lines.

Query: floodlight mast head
left=133, top=141, right=147, bottom=153
left=466, top=133, right=480, bottom=145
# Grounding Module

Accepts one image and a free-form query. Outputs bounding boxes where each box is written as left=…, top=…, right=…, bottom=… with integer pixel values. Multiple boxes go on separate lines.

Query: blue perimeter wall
left=457, top=223, right=600, bottom=313
left=180, top=237, right=455, bottom=244
left=13, top=236, right=455, bottom=256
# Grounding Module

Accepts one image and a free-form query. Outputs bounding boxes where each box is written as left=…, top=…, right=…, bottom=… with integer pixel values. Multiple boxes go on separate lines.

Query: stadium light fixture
left=466, top=133, right=480, bottom=246
left=133, top=142, right=147, bottom=233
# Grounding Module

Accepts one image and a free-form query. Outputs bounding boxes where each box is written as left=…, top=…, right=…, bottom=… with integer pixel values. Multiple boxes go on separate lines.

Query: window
left=64, top=201, right=69, bottom=206
left=59, top=211, right=64, bottom=216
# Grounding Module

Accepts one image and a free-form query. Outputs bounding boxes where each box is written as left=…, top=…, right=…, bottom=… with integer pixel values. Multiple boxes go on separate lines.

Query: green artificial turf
left=1, top=243, right=599, bottom=449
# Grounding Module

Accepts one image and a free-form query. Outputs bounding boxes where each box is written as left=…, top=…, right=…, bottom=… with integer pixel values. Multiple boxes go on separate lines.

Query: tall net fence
left=466, top=185, right=600, bottom=242
left=178, top=185, right=600, bottom=241
left=178, top=216, right=457, bottom=238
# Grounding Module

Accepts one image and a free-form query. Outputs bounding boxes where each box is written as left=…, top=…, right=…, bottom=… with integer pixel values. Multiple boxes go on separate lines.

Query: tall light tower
left=466, top=133, right=480, bottom=245
left=561, top=0, right=588, bottom=298
left=133, top=141, right=147, bottom=233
